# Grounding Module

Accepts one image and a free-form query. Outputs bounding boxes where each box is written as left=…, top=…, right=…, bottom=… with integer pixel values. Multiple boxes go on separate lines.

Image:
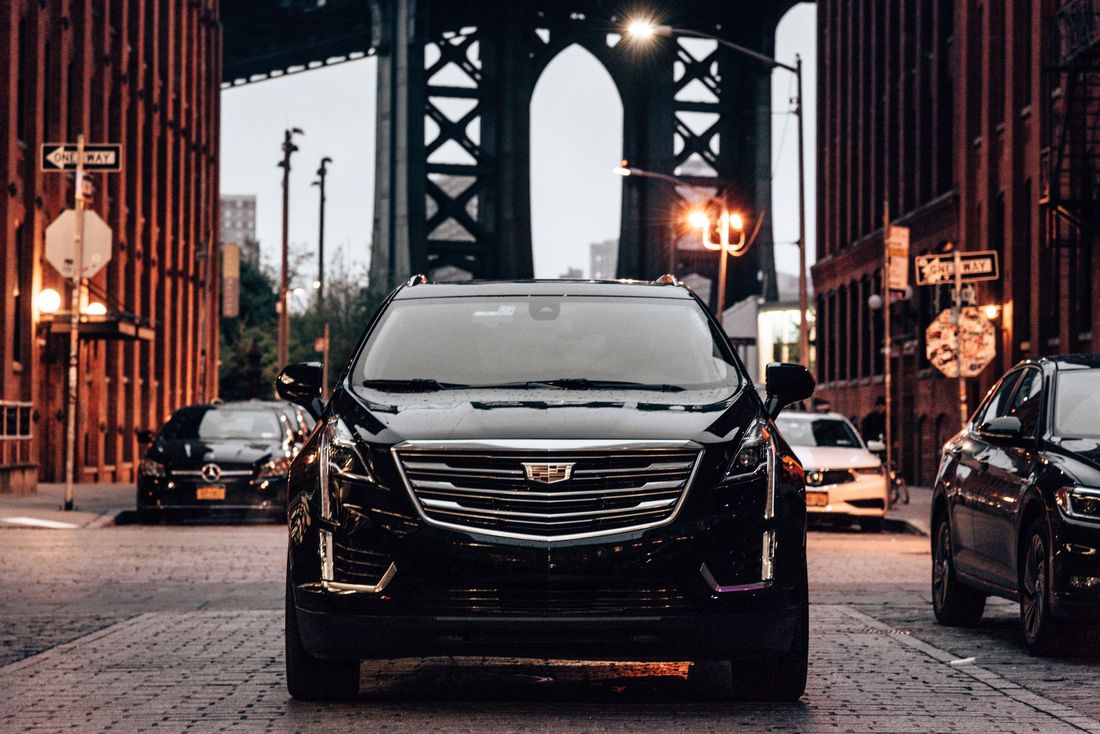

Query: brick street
left=2, top=525, right=1100, bottom=733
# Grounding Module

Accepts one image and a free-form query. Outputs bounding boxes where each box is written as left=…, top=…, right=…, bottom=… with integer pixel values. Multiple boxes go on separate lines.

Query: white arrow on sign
left=45, top=209, right=113, bottom=279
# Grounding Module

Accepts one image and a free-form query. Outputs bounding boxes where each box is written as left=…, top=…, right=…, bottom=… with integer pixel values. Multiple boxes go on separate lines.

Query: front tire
left=931, top=514, right=986, bottom=626
left=285, top=573, right=360, bottom=701
left=1020, top=517, right=1068, bottom=657
left=728, top=584, right=808, bottom=702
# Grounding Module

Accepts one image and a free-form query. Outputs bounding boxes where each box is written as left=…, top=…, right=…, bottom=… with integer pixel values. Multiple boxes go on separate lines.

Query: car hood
left=150, top=437, right=282, bottom=467
left=333, top=383, right=759, bottom=446
left=786, top=445, right=880, bottom=471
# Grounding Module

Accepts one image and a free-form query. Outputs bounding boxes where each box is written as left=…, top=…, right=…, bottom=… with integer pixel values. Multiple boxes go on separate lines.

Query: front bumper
left=1050, top=512, right=1100, bottom=620
left=137, top=475, right=287, bottom=519
left=805, top=475, right=888, bottom=518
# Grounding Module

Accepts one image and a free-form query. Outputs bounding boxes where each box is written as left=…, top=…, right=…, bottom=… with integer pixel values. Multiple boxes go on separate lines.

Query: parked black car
left=277, top=278, right=815, bottom=701
left=136, top=402, right=296, bottom=522
left=931, top=354, right=1100, bottom=654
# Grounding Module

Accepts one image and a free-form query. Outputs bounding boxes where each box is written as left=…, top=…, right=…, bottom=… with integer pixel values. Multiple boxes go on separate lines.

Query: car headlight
left=257, top=456, right=292, bottom=478
left=139, top=458, right=166, bottom=478
left=1056, top=486, right=1100, bottom=521
left=722, top=417, right=778, bottom=520
left=318, top=417, right=375, bottom=516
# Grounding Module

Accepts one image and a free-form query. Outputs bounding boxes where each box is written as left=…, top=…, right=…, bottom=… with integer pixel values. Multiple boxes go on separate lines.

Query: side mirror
left=136, top=429, right=156, bottom=445
left=980, top=415, right=1022, bottom=439
left=764, top=362, right=816, bottom=419
left=276, top=362, right=324, bottom=419
left=866, top=439, right=886, bottom=453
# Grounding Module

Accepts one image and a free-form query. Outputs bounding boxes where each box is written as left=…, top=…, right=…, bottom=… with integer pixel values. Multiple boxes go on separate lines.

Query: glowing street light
left=687, top=210, right=710, bottom=230
left=624, top=16, right=810, bottom=369
left=981, top=304, right=1002, bottom=320
left=37, top=288, right=62, bottom=314
left=83, top=301, right=107, bottom=316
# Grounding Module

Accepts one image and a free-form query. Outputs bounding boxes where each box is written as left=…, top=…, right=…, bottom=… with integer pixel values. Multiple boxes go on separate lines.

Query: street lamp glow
left=613, top=165, right=632, bottom=177
left=83, top=301, right=107, bottom=316
left=312, top=280, right=322, bottom=290
left=37, top=288, right=62, bottom=314
left=981, top=304, right=1001, bottom=320
left=627, top=20, right=655, bottom=39
left=293, top=287, right=305, bottom=298
left=729, top=212, right=745, bottom=231
left=687, top=210, right=710, bottom=229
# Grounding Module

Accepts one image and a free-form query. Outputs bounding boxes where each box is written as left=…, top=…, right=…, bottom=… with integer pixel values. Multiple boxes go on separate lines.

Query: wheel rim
left=1022, top=533, right=1046, bottom=640
left=933, top=522, right=951, bottom=610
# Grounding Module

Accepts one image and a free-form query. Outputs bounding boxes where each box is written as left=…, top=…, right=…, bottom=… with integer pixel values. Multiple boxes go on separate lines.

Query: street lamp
left=277, top=127, right=304, bottom=370
left=625, top=19, right=810, bottom=370
left=311, top=156, right=332, bottom=306
left=690, top=208, right=747, bottom=323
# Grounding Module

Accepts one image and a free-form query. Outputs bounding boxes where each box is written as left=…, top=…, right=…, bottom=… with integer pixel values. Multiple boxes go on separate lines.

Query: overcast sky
left=220, top=3, right=815, bottom=285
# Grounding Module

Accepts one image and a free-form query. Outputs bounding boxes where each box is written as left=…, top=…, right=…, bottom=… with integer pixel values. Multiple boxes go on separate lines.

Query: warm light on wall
left=37, top=288, right=62, bottom=314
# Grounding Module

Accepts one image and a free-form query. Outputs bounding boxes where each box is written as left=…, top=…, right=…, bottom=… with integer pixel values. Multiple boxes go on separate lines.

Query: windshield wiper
left=521, top=378, right=685, bottom=392
left=360, top=378, right=468, bottom=392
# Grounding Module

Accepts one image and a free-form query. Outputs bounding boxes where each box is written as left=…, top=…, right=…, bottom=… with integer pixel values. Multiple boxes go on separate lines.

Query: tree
left=289, top=256, right=388, bottom=385
left=218, top=259, right=280, bottom=400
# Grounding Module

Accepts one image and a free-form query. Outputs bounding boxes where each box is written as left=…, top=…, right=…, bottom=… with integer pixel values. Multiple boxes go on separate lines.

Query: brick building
left=813, top=0, right=1099, bottom=485
left=1, top=1, right=221, bottom=487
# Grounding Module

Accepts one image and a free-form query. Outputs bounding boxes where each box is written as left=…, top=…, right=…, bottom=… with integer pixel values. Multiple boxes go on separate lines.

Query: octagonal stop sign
left=45, top=209, right=113, bottom=279
left=926, top=306, right=997, bottom=378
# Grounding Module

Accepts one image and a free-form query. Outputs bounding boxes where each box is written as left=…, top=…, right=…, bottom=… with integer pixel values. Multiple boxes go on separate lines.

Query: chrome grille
left=393, top=440, right=701, bottom=540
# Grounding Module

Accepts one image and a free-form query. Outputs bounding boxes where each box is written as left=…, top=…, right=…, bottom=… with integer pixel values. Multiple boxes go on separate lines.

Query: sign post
left=917, top=246, right=1001, bottom=428
left=63, top=136, right=87, bottom=510
left=40, top=137, right=121, bottom=511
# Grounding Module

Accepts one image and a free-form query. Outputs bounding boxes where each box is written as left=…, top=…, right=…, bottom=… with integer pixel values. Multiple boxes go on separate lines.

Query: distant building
left=220, top=195, right=259, bottom=266
left=589, top=239, right=618, bottom=280
left=558, top=267, right=583, bottom=279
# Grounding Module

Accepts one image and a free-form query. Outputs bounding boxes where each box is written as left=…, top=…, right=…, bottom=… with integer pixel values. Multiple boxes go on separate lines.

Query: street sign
left=45, top=209, right=113, bottom=279
left=40, top=143, right=122, bottom=171
left=915, top=250, right=1000, bottom=286
left=886, top=225, right=910, bottom=292
left=926, top=307, right=997, bottom=378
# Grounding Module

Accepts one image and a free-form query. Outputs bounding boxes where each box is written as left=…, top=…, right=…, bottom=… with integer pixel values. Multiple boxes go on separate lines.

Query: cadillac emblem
left=200, top=463, right=222, bottom=482
left=522, top=462, right=574, bottom=484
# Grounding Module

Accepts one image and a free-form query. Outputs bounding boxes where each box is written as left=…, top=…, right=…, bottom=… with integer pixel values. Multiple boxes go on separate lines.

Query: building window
left=1015, top=0, right=1033, bottom=110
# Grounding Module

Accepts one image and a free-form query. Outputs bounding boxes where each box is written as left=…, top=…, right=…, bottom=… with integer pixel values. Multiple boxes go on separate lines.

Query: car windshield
left=776, top=416, right=864, bottom=448
left=161, top=407, right=283, bottom=441
left=1054, top=368, right=1100, bottom=438
left=353, top=295, right=742, bottom=392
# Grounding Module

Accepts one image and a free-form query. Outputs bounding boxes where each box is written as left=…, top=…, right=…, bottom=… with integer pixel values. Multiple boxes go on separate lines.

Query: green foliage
left=218, top=253, right=388, bottom=400
left=289, top=265, right=389, bottom=384
left=219, top=259, right=280, bottom=400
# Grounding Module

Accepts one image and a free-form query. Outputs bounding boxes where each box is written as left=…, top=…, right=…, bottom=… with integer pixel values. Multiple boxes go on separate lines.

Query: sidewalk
left=885, top=484, right=932, bottom=536
left=0, top=483, right=133, bottom=529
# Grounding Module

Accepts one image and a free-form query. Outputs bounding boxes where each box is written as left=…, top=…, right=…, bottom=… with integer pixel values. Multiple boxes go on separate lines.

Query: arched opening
left=530, top=44, right=623, bottom=278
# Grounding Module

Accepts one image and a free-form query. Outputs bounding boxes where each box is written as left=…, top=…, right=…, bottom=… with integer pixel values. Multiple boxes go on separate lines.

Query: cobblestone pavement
left=2, top=525, right=1100, bottom=733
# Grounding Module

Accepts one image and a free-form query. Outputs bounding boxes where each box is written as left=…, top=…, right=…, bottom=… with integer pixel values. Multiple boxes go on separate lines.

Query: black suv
left=931, top=354, right=1100, bottom=654
left=276, top=279, right=814, bottom=700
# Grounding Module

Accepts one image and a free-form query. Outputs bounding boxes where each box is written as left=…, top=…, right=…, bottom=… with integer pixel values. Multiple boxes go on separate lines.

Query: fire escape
left=1042, top=0, right=1100, bottom=346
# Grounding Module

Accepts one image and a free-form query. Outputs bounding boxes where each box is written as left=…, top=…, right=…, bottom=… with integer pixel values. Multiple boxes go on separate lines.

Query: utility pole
left=62, top=135, right=87, bottom=511
left=882, top=199, right=893, bottom=511
left=277, top=127, right=303, bottom=368
left=313, top=157, right=332, bottom=306
left=795, top=54, right=810, bottom=370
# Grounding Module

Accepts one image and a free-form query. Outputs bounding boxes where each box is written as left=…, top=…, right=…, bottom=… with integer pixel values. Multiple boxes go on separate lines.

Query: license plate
left=806, top=491, right=828, bottom=507
left=196, top=486, right=226, bottom=501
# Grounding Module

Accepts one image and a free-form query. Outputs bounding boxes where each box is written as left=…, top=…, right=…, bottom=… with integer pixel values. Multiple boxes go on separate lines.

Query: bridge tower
left=368, top=0, right=797, bottom=306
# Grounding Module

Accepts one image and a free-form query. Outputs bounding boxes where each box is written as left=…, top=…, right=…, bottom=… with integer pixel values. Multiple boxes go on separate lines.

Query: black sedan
left=931, top=353, right=1100, bottom=654
left=136, top=402, right=296, bottom=522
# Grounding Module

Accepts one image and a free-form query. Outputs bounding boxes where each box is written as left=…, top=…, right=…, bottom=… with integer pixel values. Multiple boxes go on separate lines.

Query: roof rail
left=406, top=274, right=429, bottom=287
left=653, top=274, right=680, bottom=285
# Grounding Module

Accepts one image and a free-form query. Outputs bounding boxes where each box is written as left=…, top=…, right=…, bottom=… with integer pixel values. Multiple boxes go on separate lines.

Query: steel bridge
left=221, top=0, right=800, bottom=306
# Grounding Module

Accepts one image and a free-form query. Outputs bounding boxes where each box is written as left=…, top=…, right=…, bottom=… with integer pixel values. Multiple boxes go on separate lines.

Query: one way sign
left=40, top=143, right=122, bottom=172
